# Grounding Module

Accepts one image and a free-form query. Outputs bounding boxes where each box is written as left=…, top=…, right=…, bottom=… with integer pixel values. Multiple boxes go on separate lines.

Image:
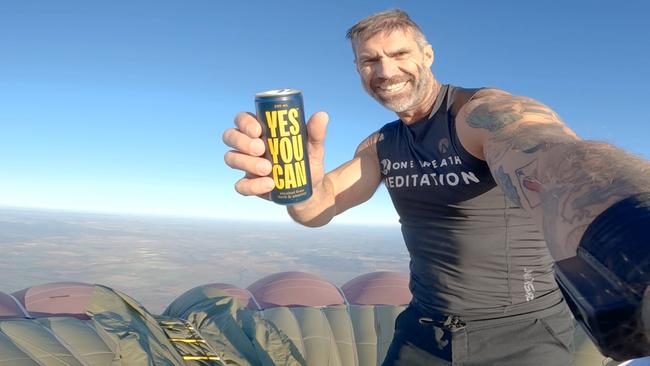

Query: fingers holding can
left=223, top=148, right=274, bottom=196
left=225, top=90, right=313, bottom=204
left=234, top=174, right=275, bottom=197
left=234, top=112, right=263, bottom=139
left=224, top=149, right=272, bottom=176
left=223, top=112, right=265, bottom=157
left=223, top=112, right=274, bottom=196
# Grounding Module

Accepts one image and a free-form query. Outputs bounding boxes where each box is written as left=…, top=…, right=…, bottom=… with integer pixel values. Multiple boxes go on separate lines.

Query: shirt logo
left=380, top=159, right=391, bottom=175
left=438, top=138, right=450, bottom=154
left=523, top=268, right=536, bottom=301
left=381, top=155, right=482, bottom=189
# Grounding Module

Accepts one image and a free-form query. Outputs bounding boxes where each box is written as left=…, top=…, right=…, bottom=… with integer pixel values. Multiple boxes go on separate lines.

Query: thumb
left=307, top=111, right=329, bottom=151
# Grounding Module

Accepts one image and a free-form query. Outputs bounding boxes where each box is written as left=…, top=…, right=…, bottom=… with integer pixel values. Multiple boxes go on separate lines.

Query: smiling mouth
left=375, top=80, right=409, bottom=95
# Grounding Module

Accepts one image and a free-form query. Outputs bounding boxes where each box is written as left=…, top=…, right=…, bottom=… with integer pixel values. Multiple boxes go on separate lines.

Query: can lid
left=255, top=88, right=301, bottom=98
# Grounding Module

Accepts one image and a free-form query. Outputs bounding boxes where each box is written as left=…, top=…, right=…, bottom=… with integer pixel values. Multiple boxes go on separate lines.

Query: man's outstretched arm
left=457, top=90, right=650, bottom=360
left=458, top=92, right=650, bottom=259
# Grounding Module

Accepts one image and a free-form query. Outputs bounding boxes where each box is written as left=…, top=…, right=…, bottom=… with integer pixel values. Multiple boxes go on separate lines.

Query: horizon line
left=0, top=204, right=401, bottom=227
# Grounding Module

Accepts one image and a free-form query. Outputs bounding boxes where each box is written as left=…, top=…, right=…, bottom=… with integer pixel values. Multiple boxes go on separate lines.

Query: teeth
left=379, top=81, right=407, bottom=93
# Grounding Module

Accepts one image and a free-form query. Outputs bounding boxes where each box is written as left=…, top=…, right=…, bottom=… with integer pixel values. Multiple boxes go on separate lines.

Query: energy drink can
left=255, top=89, right=312, bottom=205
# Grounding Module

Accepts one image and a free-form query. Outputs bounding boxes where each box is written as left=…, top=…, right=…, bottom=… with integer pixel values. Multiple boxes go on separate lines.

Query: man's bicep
left=327, top=132, right=383, bottom=214
left=464, top=94, right=589, bottom=257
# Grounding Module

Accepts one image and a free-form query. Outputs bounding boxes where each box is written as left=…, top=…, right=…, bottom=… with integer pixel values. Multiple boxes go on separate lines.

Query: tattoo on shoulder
left=466, top=102, right=519, bottom=131
left=466, top=96, right=563, bottom=132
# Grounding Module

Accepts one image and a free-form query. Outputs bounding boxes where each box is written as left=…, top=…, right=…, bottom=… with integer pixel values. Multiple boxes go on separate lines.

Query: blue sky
left=1, top=0, right=648, bottom=225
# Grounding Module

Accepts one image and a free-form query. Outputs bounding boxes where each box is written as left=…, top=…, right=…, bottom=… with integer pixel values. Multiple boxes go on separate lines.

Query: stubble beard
left=367, top=65, right=433, bottom=113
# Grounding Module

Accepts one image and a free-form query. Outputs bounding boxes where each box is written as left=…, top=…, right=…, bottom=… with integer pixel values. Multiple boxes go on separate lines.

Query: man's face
left=354, top=29, right=434, bottom=113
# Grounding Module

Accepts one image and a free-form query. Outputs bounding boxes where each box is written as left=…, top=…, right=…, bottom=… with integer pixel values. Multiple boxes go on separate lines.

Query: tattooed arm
left=456, top=89, right=650, bottom=260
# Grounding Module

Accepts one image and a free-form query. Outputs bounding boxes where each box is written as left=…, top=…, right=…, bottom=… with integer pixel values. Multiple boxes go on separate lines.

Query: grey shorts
left=382, top=300, right=575, bottom=366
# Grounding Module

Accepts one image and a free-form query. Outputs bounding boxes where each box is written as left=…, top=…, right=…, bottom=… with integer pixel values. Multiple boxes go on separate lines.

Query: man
left=223, top=9, right=650, bottom=365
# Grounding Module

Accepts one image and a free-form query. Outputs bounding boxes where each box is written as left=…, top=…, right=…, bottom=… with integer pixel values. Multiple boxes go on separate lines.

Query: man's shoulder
left=453, top=87, right=523, bottom=125
left=448, top=86, right=509, bottom=116
left=453, top=86, right=510, bottom=101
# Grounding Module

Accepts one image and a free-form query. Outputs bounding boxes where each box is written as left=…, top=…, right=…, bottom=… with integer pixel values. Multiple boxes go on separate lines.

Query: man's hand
left=223, top=110, right=381, bottom=228
left=222, top=111, right=329, bottom=198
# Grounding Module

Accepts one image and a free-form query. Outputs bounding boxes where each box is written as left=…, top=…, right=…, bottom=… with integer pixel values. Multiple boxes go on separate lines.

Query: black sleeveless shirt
left=377, top=84, right=562, bottom=319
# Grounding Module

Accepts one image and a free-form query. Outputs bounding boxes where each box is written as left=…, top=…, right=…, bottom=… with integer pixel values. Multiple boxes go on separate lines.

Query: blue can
left=255, top=89, right=312, bottom=205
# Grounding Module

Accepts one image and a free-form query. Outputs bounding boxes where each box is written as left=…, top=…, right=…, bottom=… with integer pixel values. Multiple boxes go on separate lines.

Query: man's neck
left=397, top=78, right=440, bottom=125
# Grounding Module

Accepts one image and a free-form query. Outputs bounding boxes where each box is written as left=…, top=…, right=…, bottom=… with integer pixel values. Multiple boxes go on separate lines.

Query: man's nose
left=374, top=58, right=400, bottom=79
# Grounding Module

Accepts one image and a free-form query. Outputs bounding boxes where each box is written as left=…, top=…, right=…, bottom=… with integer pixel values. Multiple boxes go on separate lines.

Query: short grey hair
left=346, top=9, right=429, bottom=57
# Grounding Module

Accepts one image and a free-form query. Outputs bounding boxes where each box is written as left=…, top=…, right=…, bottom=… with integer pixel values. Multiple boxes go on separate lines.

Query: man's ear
left=353, top=58, right=360, bottom=73
left=423, top=44, right=434, bottom=67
